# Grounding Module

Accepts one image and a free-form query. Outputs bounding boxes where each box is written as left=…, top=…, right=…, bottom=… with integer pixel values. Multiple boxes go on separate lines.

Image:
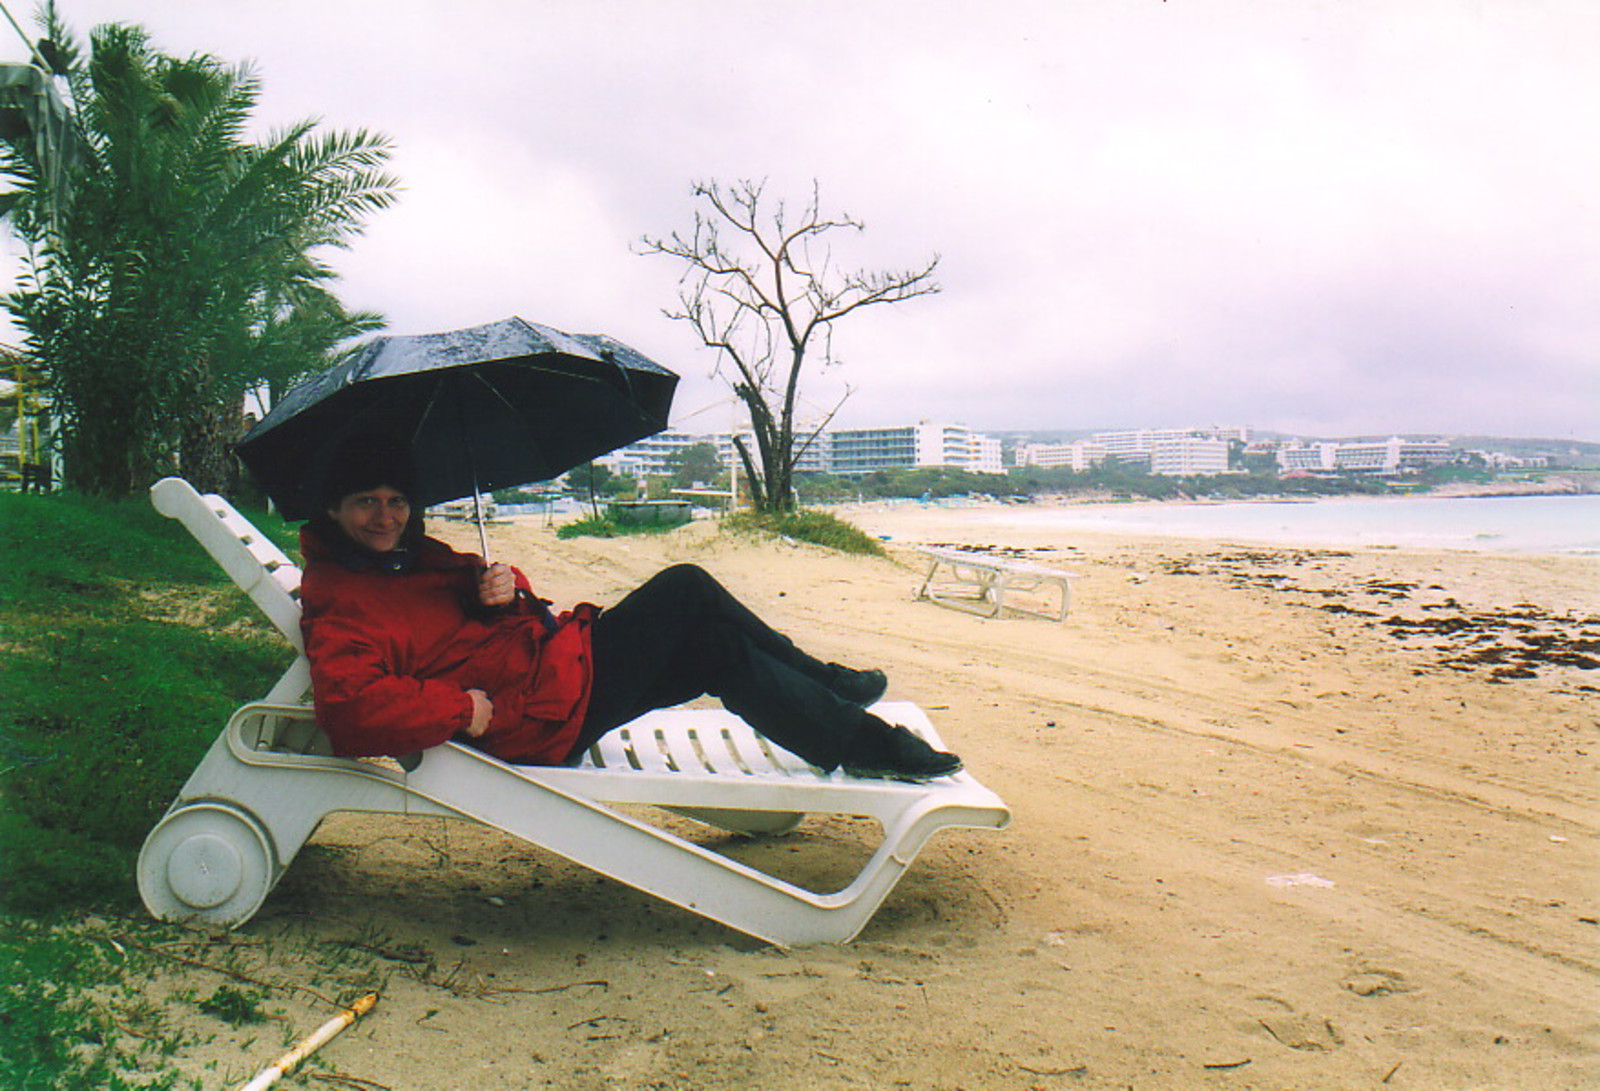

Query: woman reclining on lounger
left=298, top=437, right=962, bottom=781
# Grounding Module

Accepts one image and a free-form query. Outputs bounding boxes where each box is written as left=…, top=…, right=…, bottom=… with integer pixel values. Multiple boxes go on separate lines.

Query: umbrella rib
left=464, top=363, right=656, bottom=426
left=411, top=377, right=446, bottom=448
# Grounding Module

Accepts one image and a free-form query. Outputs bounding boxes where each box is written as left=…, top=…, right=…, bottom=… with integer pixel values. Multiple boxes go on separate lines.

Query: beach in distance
left=151, top=498, right=1597, bottom=1090
left=863, top=491, right=1600, bottom=556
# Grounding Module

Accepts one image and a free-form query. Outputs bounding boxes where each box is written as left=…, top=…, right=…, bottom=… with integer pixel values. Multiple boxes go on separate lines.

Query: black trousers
left=569, top=564, right=862, bottom=769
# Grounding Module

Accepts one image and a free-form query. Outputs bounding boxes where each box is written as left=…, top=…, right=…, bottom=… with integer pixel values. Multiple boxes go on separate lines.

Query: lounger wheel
left=138, top=802, right=278, bottom=927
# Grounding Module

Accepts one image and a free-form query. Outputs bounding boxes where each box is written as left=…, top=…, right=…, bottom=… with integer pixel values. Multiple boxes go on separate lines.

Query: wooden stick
left=237, top=993, right=379, bottom=1091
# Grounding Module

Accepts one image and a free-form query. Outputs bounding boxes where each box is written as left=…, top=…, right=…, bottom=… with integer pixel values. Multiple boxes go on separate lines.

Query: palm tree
left=0, top=7, right=397, bottom=496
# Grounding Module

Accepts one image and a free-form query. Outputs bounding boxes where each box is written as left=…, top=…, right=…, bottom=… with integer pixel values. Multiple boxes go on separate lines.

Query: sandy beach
left=140, top=504, right=1598, bottom=1090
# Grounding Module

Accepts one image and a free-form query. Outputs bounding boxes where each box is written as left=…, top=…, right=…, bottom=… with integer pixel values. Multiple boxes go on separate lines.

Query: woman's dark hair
left=316, top=434, right=419, bottom=510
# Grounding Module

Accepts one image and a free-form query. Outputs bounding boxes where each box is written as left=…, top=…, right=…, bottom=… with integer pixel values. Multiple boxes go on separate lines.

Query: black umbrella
left=237, top=316, right=678, bottom=550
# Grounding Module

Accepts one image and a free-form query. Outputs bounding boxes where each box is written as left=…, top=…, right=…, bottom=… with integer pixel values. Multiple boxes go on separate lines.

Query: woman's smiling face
left=328, top=486, right=412, bottom=553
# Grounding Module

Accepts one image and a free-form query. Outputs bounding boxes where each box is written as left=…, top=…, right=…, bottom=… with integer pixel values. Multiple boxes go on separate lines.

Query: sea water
left=951, top=494, right=1600, bottom=555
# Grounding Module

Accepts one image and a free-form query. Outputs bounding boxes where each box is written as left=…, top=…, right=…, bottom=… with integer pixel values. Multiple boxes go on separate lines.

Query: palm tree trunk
left=179, top=397, right=242, bottom=496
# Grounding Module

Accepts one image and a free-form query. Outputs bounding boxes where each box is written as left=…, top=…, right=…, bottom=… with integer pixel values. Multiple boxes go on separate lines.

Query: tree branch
left=640, top=178, right=940, bottom=510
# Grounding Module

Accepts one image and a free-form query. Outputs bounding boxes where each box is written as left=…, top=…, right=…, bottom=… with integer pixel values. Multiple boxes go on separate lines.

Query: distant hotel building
left=824, top=427, right=915, bottom=474
left=830, top=421, right=1002, bottom=475
left=1149, top=436, right=1231, bottom=476
left=1277, top=437, right=1454, bottom=475
left=1014, top=439, right=1106, bottom=471
left=599, top=426, right=1462, bottom=483
left=1017, top=427, right=1246, bottom=476
left=597, top=429, right=714, bottom=478
left=599, top=420, right=1004, bottom=478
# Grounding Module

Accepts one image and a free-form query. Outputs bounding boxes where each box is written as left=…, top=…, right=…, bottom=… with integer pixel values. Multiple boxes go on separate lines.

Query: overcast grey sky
left=4, top=0, right=1596, bottom=440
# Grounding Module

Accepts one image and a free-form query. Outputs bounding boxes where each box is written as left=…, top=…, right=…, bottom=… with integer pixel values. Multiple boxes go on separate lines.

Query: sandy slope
left=147, top=506, right=1598, bottom=1090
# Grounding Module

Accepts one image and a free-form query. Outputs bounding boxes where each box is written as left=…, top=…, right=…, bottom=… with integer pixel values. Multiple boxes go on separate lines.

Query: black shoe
left=841, top=715, right=963, bottom=782
left=824, top=663, right=889, bottom=707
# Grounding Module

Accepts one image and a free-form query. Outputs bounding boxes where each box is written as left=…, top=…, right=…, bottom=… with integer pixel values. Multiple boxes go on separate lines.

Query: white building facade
left=600, top=420, right=1004, bottom=478
left=1276, top=437, right=1456, bottom=475
left=833, top=421, right=1003, bottom=475
left=1149, top=436, right=1231, bottom=476
left=596, top=429, right=715, bottom=478
left=1018, top=427, right=1244, bottom=476
left=1015, top=440, right=1108, bottom=471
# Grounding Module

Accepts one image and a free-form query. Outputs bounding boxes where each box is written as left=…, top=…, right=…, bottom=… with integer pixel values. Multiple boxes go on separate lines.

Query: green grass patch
left=556, top=515, right=683, bottom=540
left=0, top=916, right=198, bottom=1090
left=0, top=491, right=456, bottom=1088
left=725, top=509, right=886, bottom=556
left=195, top=984, right=269, bottom=1026
left=0, top=489, right=294, bottom=913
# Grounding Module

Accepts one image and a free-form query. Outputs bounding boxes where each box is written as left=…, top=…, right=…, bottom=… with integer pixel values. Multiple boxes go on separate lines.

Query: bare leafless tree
left=640, top=179, right=940, bottom=511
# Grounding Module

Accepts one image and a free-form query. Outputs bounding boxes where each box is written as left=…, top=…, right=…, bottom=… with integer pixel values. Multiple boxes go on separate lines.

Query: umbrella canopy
left=237, top=316, right=679, bottom=521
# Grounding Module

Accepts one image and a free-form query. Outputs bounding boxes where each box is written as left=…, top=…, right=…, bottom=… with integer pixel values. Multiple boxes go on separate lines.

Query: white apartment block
left=832, top=420, right=1003, bottom=475
left=1388, top=438, right=1455, bottom=470
left=785, top=425, right=837, bottom=474
left=1018, top=426, right=1244, bottom=476
left=1015, top=440, right=1108, bottom=471
left=714, top=426, right=832, bottom=475
left=599, top=420, right=1004, bottom=478
left=1474, top=450, right=1548, bottom=470
left=1278, top=442, right=1338, bottom=473
left=596, top=429, right=717, bottom=478
left=1149, top=436, right=1231, bottom=476
left=978, top=434, right=1004, bottom=474
left=1276, top=437, right=1455, bottom=475
left=1091, top=426, right=1251, bottom=459
left=915, top=422, right=1002, bottom=474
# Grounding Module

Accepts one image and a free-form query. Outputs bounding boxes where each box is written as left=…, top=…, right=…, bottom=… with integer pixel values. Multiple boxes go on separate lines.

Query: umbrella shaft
left=473, top=488, right=490, bottom=560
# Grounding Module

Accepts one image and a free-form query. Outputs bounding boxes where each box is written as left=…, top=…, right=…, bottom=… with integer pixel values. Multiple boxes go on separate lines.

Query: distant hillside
left=1445, top=435, right=1600, bottom=459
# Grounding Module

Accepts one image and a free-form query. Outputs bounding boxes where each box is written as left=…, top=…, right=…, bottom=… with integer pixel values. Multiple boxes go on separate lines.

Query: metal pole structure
left=0, top=0, right=53, bottom=73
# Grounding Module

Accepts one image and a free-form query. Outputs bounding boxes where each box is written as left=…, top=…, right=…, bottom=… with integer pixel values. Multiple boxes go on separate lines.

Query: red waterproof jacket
left=298, top=526, right=597, bottom=764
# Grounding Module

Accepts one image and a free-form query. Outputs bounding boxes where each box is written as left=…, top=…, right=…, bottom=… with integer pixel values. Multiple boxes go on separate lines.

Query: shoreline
left=824, top=469, right=1595, bottom=504
left=831, top=491, right=1600, bottom=559
left=832, top=478, right=1598, bottom=511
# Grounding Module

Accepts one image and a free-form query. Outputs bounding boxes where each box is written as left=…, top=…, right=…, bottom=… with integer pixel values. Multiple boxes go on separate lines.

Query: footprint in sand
left=1251, top=996, right=1345, bottom=1052
left=1341, top=967, right=1412, bottom=997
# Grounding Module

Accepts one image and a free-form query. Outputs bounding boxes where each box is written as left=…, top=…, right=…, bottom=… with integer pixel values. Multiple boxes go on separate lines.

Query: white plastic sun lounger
left=137, top=478, right=1010, bottom=947
left=914, top=546, right=1079, bottom=622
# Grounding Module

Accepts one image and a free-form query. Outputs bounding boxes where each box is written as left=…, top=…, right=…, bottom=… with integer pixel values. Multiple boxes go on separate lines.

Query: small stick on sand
left=237, top=993, right=379, bottom=1091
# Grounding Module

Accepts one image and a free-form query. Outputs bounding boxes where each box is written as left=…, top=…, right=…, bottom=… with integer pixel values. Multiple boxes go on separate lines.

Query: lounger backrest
left=150, top=477, right=304, bottom=651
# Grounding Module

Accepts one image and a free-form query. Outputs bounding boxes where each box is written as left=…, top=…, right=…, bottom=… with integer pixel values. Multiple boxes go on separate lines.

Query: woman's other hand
left=477, top=563, right=516, bottom=608
left=465, top=689, right=494, bottom=737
